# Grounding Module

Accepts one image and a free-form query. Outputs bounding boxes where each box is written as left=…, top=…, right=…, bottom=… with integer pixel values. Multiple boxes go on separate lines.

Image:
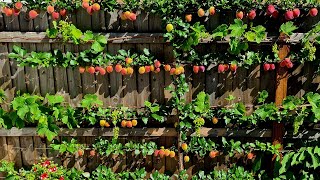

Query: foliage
left=164, top=17, right=209, bottom=60
left=47, top=20, right=108, bottom=53
left=0, top=159, right=85, bottom=179
left=8, top=46, right=159, bottom=68
left=279, top=22, right=298, bottom=37
left=93, top=138, right=157, bottom=157
left=274, top=146, right=320, bottom=179
left=50, top=138, right=84, bottom=154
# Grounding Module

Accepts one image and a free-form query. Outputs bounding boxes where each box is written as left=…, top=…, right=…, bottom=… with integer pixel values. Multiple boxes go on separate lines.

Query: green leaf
left=212, top=24, right=228, bottom=39
left=280, top=22, right=298, bottom=36
left=229, top=19, right=247, bottom=37
left=46, top=94, right=64, bottom=105
left=96, top=35, right=108, bottom=44
left=91, top=41, right=105, bottom=52
left=46, top=28, right=58, bottom=38
left=83, top=31, right=94, bottom=42
left=142, top=117, right=148, bottom=125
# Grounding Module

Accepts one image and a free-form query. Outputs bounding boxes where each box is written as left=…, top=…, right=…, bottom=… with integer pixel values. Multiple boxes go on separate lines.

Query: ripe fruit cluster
left=218, top=64, right=237, bottom=73
left=138, top=60, right=162, bottom=74
left=46, top=6, right=67, bottom=20
left=280, top=58, right=294, bottom=69
left=121, top=11, right=137, bottom=21
left=192, top=65, right=206, bottom=74
left=209, top=150, right=219, bottom=159
left=235, top=6, right=318, bottom=20
left=263, top=63, right=276, bottom=71
left=1, top=2, right=23, bottom=17
left=99, top=120, right=111, bottom=127
left=267, top=5, right=318, bottom=20
left=154, top=148, right=176, bottom=158
left=121, top=119, right=138, bottom=128
left=82, top=0, right=100, bottom=15
left=185, top=6, right=216, bottom=22
left=163, top=64, right=185, bottom=76
left=181, top=143, right=188, bottom=151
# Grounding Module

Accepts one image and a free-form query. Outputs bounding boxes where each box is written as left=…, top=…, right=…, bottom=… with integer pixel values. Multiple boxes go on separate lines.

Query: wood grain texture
left=0, top=32, right=312, bottom=44
left=108, top=43, right=123, bottom=106
left=8, top=43, right=26, bottom=93
left=122, top=44, right=137, bottom=107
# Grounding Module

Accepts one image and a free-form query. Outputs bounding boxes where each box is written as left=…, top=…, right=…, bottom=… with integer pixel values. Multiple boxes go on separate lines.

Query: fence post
left=272, top=44, right=290, bottom=172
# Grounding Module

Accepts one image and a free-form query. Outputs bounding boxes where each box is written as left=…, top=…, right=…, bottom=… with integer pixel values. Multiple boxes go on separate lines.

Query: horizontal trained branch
left=0, top=32, right=310, bottom=44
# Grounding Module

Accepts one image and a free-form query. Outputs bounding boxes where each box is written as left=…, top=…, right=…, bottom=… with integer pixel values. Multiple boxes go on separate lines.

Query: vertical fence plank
left=22, top=44, right=40, bottom=94
left=122, top=44, right=137, bottom=107
left=65, top=44, right=82, bottom=99
left=136, top=31, right=150, bottom=107
left=6, top=137, right=22, bottom=168
left=134, top=11, right=148, bottom=32
left=120, top=11, right=134, bottom=32
left=76, top=9, right=92, bottom=31
left=153, top=137, right=166, bottom=173
left=3, top=13, right=20, bottom=31
left=20, top=136, right=34, bottom=168
left=148, top=13, right=162, bottom=32
left=149, top=44, right=165, bottom=104
left=105, top=11, right=120, bottom=31
left=34, top=12, right=55, bottom=96
left=52, top=44, right=69, bottom=93
left=92, top=11, right=105, bottom=32
left=163, top=45, right=174, bottom=103
left=86, top=137, right=98, bottom=172
left=0, top=137, right=8, bottom=177
left=8, top=43, right=27, bottom=93
left=79, top=44, right=96, bottom=94
left=108, top=44, right=123, bottom=106
left=0, top=42, right=12, bottom=90
left=272, top=44, right=290, bottom=171
left=37, top=43, right=55, bottom=96
left=33, top=137, right=47, bottom=164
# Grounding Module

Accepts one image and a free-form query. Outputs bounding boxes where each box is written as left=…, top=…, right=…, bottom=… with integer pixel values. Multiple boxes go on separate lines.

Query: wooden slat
left=0, top=137, right=8, bottom=177
left=76, top=9, right=92, bottom=31
left=85, top=137, right=99, bottom=171
left=37, top=43, right=55, bottom=96
left=6, top=137, right=22, bottom=168
left=105, top=11, right=120, bottom=31
left=3, top=13, right=20, bottom=31
left=92, top=11, right=105, bottom=32
left=8, top=43, right=27, bottom=93
left=0, top=128, right=274, bottom=137
left=120, top=11, right=134, bottom=32
left=206, top=64, right=219, bottom=106
left=284, top=129, right=320, bottom=139
left=134, top=11, right=148, bottom=32
left=0, top=32, right=313, bottom=44
left=148, top=13, right=162, bottom=32
left=0, top=42, right=12, bottom=90
left=19, top=11, right=33, bottom=32
left=189, top=128, right=272, bottom=138
left=136, top=44, right=150, bottom=108
left=65, top=44, right=82, bottom=99
left=79, top=44, right=96, bottom=94
left=0, top=10, right=4, bottom=31
left=33, top=11, right=48, bottom=32
left=20, top=136, right=34, bottom=167
left=122, top=44, right=137, bottom=107
left=150, top=44, right=165, bottom=104
left=99, top=128, right=177, bottom=137
left=108, top=44, right=123, bottom=106
left=52, top=43, right=69, bottom=93
left=23, top=43, right=40, bottom=94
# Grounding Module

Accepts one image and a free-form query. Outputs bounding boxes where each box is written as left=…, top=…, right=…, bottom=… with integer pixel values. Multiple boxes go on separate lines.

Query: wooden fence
left=0, top=8, right=320, bottom=178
